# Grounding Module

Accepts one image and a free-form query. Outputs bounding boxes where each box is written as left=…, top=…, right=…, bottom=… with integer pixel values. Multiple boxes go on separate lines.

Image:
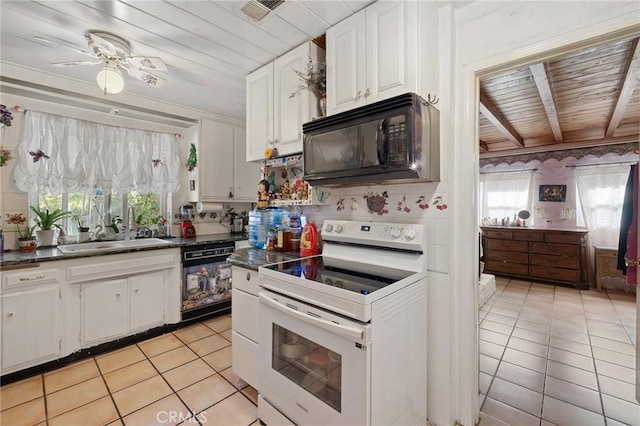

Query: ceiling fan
left=35, top=31, right=167, bottom=94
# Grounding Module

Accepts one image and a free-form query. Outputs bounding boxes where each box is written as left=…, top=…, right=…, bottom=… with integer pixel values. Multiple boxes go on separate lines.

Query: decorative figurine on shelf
left=257, top=179, right=271, bottom=209
left=280, top=180, right=291, bottom=199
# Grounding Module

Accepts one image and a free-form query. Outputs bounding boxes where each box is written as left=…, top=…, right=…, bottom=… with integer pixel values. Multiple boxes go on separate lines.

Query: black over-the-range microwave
left=302, top=92, right=440, bottom=187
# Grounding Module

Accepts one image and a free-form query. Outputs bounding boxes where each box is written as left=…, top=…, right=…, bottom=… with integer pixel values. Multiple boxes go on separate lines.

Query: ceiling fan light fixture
left=96, top=64, right=124, bottom=94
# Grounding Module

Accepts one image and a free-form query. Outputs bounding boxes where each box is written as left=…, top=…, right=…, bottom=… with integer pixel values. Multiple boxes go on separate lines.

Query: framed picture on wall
left=539, top=184, right=567, bottom=202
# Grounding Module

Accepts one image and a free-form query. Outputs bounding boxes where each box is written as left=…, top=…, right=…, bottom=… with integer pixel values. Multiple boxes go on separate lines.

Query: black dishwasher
left=181, top=242, right=235, bottom=322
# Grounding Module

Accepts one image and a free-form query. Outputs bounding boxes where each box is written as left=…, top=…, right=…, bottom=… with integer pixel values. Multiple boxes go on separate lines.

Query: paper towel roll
left=196, top=202, right=224, bottom=214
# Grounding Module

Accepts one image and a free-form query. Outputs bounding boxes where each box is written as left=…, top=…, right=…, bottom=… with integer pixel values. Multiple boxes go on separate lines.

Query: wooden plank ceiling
left=479, top=35, right=640, bottom=156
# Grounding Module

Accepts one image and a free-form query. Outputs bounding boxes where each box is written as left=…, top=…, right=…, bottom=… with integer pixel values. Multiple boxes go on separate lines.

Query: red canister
left=300, top=223, right=319, bottom=256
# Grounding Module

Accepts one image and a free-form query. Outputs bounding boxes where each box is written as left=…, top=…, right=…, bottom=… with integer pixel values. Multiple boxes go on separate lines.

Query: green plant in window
left=30, top=206, right=71, bottom=231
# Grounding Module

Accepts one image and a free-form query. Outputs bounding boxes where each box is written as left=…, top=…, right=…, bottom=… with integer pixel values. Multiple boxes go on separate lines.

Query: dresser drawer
left=529, top=265, right=579, bottom=282
left=529, top=243, right=578, bottom=256
left=545, top=233, right=583, bottom=244
left=513, top=231, right=544, bottom=242
left=485, top=260, right=528, bottom=275
left=530, top=253, right=579, bottom=269
left=482, top=229, right=513, bottom=240
left=486, top=239, right=528, bottom=252
left=485, top=250, right=528, bottom=264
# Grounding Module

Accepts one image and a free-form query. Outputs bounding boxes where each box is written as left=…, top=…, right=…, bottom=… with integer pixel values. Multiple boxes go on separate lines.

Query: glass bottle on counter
left=266, top=228, right=277, bottom=251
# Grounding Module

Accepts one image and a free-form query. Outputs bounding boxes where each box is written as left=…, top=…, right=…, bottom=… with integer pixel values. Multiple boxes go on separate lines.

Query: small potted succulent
left=5, top=213, right=37, bottom=251
left=30, top=206, right=71, bottom=247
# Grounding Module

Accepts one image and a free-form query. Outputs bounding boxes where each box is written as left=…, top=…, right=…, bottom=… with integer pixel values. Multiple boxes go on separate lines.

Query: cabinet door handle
left=116, top=293, right=121, bottom=297
left=355, top=90, right=362, bottom=100
left=364, top=88, right=371, bottom=97
left=19, top=274, right=45, bottom=281
left=7, top=312, right=14, bottom=317
left=246, top=272, right=251, bottom=281
left=134, top=289, right=139, bottom=293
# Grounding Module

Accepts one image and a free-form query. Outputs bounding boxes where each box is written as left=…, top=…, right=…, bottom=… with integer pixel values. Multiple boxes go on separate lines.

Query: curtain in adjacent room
left=14, top=110, right=181, bottom=194
left=479, top=170, right=535, bottom=224
left=617, top=164, right=638, bottom=285
left=575, top=163, right=630, bottom=249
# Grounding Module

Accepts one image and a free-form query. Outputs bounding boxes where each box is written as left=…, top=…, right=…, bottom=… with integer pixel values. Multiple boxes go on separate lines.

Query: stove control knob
left=390, top=227, right=401, bottom=239
left=404, top=228, right=417, bottom=241
left=334, top=224, right=343, bottom=233
left=325, top=223, right=333, bottom=232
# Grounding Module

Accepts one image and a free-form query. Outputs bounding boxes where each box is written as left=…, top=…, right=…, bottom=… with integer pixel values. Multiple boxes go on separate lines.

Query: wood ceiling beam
left=479, top=140, right=489, bottom=153
left=606, top=37, right=640, bottom=138
left=529, top=63, right=563, bottom=143
left=479, top=92, right=524, bottom=148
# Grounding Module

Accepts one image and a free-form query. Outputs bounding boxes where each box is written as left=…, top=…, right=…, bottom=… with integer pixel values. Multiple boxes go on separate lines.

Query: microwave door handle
left=376, top=119, right=389, bottom=166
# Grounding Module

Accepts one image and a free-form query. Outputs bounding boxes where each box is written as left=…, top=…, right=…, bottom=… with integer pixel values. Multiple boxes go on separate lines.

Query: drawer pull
left=246, top=272, right=251, bottom=281
left=625, top=257, right=639, bottom=267
left=19, top=274, right=45, bottom=281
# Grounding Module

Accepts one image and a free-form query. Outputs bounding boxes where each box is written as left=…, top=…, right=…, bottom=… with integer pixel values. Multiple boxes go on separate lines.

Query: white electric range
left=257, top=220, right=428, bottom=426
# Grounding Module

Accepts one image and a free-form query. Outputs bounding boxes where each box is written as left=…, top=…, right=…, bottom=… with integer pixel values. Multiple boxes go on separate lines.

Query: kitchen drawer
left=232, top=330, right=258, bottom=389
left=485, top=250, right=527, bottom=264
left=482, top=229, right=513, bottom=240
left=545, top=233, right=583, bottom=244
left=232, top=289, right=258, bottom=342
left=3, top=267, right=59, bottom=291
left=513, top=231, right=544, bottom=242
left=484, top=260, right=528, bottom=276
left=529, top=243, right=578, bottom=256
left=486, top=239, right=528, bottom=252
left=529, top=265, right=579, bottom=282
left=232, top=266, right=259, bottom=296
left=530, top=253, right=579, bottom=269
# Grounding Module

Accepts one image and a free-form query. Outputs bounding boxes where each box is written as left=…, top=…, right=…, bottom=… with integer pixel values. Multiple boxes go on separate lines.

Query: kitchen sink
left=57, top=238, right=173, bottom=254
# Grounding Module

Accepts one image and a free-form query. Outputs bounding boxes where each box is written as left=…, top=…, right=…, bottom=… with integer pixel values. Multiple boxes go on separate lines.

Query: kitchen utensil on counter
left=179, top=204, right=196, bottom=239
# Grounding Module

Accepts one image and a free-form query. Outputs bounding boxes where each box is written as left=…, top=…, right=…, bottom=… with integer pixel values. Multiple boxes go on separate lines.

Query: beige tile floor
left=479, top=277, right=639, bottom=426
left=0, top=315, right=259, bottom=426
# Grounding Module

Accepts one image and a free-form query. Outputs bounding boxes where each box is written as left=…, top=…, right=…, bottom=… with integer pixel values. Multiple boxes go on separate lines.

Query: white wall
left=451, top=2, right=639, bottom=425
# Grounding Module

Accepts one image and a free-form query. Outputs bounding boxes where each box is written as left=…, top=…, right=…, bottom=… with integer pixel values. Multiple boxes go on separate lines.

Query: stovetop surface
left=262, top=255, right=414, bottom=295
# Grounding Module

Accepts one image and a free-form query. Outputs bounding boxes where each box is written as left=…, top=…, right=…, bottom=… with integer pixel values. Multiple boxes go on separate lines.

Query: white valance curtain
left=14, top=110, right=181, bottom=194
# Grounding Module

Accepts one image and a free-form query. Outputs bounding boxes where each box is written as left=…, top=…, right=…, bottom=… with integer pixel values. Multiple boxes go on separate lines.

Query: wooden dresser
left=481, top=226, right=590, bottom=289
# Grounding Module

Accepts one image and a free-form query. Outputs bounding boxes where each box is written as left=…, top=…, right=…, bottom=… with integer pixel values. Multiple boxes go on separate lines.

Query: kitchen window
left=15, top=110, right=180, bottom=233
left=34, top=190, right=167, bottom=236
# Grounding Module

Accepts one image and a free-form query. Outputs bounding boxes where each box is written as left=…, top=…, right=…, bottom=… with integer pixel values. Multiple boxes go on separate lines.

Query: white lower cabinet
left=82, top=279, right=128, bottom=346
left=231, top=266, right=259, bottom=389
left=1, top=286, right=60, bottom=372
left=81, top=272, right=167, bottom=347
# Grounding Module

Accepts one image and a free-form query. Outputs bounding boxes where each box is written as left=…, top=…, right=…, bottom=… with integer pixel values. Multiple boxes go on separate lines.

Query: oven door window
left=272, top=324, right=341, bottom=413
left=182, top=261, right=231, bottom=312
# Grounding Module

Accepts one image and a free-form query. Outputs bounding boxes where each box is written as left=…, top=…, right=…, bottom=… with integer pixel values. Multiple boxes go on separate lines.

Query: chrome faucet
left=126, top=206, right=137, bottom=240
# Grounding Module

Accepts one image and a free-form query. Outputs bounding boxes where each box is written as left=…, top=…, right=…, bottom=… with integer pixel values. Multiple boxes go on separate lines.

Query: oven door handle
left=259, top=293, right=365, bottom=341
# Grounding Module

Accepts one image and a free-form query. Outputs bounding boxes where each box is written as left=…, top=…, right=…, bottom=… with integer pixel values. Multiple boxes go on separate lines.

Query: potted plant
left=30, top=206, right=71, bottom=246
left=5, top=213, right=37, bottom=251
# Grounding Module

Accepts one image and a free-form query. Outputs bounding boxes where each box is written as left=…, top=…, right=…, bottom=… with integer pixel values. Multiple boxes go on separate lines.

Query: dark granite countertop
left=227, top=248, right=303, bottom=271
left=0, top=233, right=248, bottom=268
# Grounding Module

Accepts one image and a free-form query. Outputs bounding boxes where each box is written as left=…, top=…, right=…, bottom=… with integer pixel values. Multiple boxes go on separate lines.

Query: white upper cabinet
left=246, top=41, right=325, bottom=162
left=192, top=118, right=260, bottom=202
left=326, top=1, right=418, bottom=116
left=246, top=63, right=274, bottom=162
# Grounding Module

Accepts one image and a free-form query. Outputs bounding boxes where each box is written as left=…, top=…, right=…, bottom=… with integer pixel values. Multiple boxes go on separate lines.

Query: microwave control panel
left=387, top=115, right=407, bottom=164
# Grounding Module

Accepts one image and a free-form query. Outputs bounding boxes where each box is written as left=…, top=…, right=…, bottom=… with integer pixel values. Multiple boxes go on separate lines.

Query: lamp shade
left=96, top=65, right=124, bottom=94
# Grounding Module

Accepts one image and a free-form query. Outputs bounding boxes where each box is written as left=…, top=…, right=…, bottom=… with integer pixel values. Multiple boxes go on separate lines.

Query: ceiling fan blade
left=51, top=60, right=103, bottom=67
left=126, top=56, right=167, bottom=72
left=33, top=35, right=97, bottom=58
left=87, top=32, right=117, bottom=56
left=127, top=68, right=166, bottom=88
